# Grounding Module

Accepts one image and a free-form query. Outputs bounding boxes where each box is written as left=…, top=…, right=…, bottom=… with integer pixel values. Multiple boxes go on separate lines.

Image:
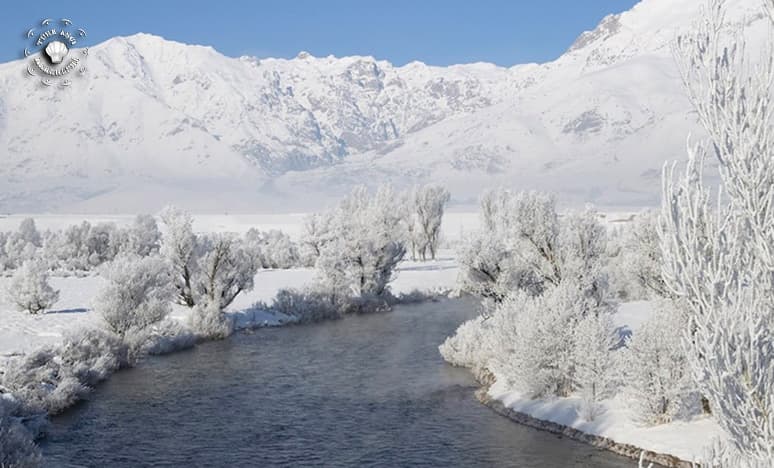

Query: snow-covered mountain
left=0, top=0, right=768, bottom=213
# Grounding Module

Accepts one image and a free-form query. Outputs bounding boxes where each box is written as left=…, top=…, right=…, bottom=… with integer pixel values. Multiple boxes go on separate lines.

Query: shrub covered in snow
left=0, top=218, right=42, bottom=273
left=620, top=303, right=692, bottom=425
left=130, top=319, right=198, bottom=356
left=5, top=260, right=59, bottom=314
left=573, top=312, right=619, bottom=421
left=2, top=328, right=131, bottom=415
left=245, top=228, right=302, bottom=269
left=190, top=297, right=234, bottom=340
left=438, top=314, right=492, bottom=375
left=457, top=190, right=602, bottom=303
left=121, top=214, right=162, bottom=257
left=444, top=196, right=613, bottom=401
left=93, top=254, right=174, bottom=338
left=266, top=287, right=345, bottom=323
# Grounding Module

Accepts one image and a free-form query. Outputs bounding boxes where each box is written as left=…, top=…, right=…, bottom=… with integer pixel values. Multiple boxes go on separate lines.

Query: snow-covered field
left=0, top=240, right=458, bottom=362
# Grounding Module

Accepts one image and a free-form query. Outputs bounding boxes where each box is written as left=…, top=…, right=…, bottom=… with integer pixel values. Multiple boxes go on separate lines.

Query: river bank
left=474, top=371, right=691, bottom=468
left=456, top=303, right=726, bottom=467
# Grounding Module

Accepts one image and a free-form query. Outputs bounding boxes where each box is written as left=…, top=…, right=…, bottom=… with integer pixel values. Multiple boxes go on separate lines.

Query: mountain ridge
left=0, top=0, right=767, bottom=213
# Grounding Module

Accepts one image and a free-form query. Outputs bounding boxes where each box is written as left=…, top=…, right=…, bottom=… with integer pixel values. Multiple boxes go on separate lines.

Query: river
left=42, top=299, right=631, bottom=467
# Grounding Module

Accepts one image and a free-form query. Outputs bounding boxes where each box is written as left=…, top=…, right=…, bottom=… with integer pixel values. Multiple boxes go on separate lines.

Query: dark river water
left=42, top=299, right=631, bottom=467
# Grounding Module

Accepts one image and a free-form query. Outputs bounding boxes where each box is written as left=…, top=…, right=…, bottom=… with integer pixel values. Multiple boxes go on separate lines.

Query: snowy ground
left=0, top=213, right=459, bottom=359
left=488, top=301, right=725, bottom=463
left=0, top=253, right=458, bottom=360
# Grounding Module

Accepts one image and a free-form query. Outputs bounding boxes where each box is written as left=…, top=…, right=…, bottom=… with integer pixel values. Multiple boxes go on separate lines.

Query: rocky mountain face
left=0, top=0, right=767, bottom=212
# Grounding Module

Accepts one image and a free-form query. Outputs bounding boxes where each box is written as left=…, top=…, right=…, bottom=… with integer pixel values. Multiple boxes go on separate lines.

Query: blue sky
left=3, top=1, right=639, bottom=66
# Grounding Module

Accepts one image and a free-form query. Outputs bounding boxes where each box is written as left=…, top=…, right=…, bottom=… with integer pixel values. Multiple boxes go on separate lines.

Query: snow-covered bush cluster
left=0, top=219, right=42, bottom=274
left=443, top=190, right=698, bottom=425
left=442, top=191, right=620, bottom=415
left=619, top=302, right=694, bottom=425
left=94, top=254, right=174, bottom=338
left=0, top=215, right=162, bottom=277
left=245, top=228, right=305, bottom=268
left=456, top=190, right=606, bottom=305
left=2, top=328, right=131, bottom=415
left=605, top=211, right=669, bottom=301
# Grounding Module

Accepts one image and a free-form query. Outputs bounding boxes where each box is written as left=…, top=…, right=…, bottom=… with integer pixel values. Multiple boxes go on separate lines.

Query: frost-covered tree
left=121, top=214, right=161, bottom=257
left=409, top=185, right=451, bottom=260
left=93, top=254, right=174, bottom=338
left=620, top=211, right=670, bottom=299
left=314, top=185, right=406, bottom=303
left=458, top=190, right=607, bottom=306
left=559, top=207, right=609, bottom=310
left=16, top=218, right=41, bottom=248
left=573, top=312, right=618, bottom=421
left=300, top=212, right=333, bottom=264
left=245, top=229, right=301, bottom=269
left=660, top=0, right=774, bottom=462
left=457, top=233, right=531, bottom=303
left=159, top=206, right=199, bottom=307
left=457, top=190, right=556, bottom=302
left=446, top=196, right=612, bottom=400
left=160, top=207, right=257, bottom=310
left=6, top=260, right=59, bottom=314
left=2, top=218, right=41, bottom=270
left=193, top=233, right=257, bottom=309
left=620, top=304, right=692, bottom=426
left=40, top=220, right=126, bottom=273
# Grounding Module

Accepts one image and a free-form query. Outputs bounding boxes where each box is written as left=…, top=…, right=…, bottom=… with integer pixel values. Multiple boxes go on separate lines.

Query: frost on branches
left=314, top=186, right=406, bottom=304
left=573, top=312, right=619, bottom=421
left=620, top=303, right=693, bottom=425
left=443, top=195, right=614, bottom=410
left=405, top=185, right=450, bottom=261
left=159, top=206, right=257, bottom=313
left=93, top=254, right=174, bottom=338
left=456, top=190, right=562, bottom=303
left=661, top=0, right=774, bottom=463
left=5, top=260, right=59, bottom=314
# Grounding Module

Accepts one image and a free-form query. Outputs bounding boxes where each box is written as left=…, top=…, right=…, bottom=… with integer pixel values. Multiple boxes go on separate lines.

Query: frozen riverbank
left=467, top=302, right=724, bottom=467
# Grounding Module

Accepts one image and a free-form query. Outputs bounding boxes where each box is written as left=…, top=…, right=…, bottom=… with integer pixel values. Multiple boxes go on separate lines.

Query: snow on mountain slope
left=0, top=0, right=768, bottom=213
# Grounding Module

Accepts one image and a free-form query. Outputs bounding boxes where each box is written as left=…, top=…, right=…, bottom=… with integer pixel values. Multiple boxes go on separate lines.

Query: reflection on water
left=42, top=299, right=630, bottom=467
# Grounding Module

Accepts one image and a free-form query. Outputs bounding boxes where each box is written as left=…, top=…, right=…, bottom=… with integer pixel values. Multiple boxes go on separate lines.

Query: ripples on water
left=42, top=299, right=631, bottom=467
